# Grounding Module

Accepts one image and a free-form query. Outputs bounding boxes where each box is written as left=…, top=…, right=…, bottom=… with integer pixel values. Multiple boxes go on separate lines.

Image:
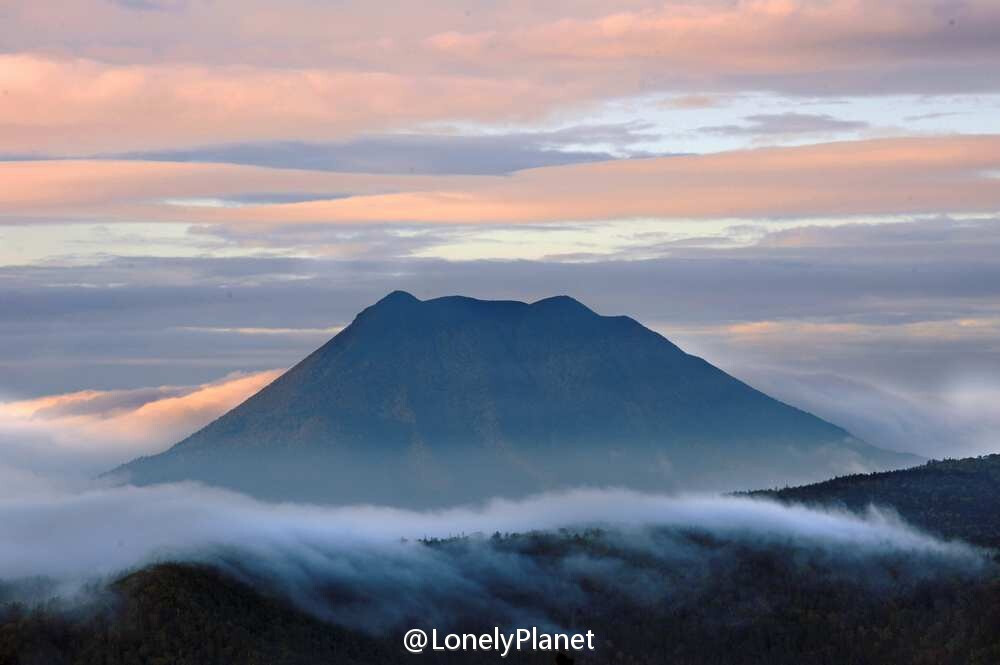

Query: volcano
left=113, top=291, right=918, bottom=505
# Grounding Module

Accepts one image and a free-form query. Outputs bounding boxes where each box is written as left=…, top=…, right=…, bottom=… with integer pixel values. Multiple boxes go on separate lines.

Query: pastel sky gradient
left=2, top=0, right=999, bottom=477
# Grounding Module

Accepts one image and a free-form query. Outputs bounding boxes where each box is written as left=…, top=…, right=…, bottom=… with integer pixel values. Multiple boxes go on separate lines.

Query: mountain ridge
left=113, top=291, right=919, bottom=505
left=749, top=454, right=1000, bottom=548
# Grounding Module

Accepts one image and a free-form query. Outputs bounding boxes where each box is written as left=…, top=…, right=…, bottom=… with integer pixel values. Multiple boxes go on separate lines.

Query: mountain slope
left=751, top=454, right=1000, bottom=548
left=114, top=292, right=917, bottom=505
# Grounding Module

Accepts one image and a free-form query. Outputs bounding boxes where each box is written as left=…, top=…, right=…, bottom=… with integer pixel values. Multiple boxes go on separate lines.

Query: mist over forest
left=3, top=477, right=1000, bottom=664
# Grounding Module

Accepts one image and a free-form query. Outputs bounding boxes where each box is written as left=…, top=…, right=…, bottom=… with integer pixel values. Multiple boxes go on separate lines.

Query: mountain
left=750, top=454, right=1000, bottom=548
left=113, top=291, right=917, bottom=506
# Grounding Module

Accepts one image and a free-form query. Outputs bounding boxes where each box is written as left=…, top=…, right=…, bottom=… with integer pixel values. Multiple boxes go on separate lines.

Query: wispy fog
left=0, top=483, right=986, bottom=632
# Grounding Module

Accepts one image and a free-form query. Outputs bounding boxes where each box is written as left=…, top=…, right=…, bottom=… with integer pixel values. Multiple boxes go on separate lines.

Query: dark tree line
left=7, top=454, right=1000, bottom=664
left=749, top=454, right=1000, bottom=549
left=2, top=531, right=1000, bottom=665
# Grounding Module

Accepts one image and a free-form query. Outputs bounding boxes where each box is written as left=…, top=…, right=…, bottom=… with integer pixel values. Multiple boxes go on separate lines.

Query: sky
left=2, top=0, right=1000, bottom=476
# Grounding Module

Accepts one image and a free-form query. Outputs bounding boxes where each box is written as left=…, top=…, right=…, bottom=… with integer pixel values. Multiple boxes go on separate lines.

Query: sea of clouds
left=0, top=479, right=988, bottom=632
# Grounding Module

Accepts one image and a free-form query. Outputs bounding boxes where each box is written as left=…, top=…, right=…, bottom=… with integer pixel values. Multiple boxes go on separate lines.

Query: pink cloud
left=1, top=2, right=998, bottom=152
left=0, top=159, right=475, bottom=214
left=0, top=55, right=585, bottom=153
left=225, top=135, right=1000, bottom=224
left=4, top=135, right=995, bottom=226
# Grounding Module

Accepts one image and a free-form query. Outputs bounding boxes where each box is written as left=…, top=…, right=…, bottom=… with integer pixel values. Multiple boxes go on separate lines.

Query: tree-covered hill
left=0, top=563, right=401, bottom=665
left=4, top=527, right=1000, bottom=665
left=749, top=454, right=1000, bottom=548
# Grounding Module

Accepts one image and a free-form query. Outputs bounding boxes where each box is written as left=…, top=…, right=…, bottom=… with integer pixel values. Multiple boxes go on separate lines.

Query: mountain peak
left=374, top=290, right=420, bottom=307
left=531, top=294, right=596, bottom=314
left=372, top=291, right=596, bottom=316
left=533, top=294, right=579, bottom=304
left=114, top=292, right=918, bottom=507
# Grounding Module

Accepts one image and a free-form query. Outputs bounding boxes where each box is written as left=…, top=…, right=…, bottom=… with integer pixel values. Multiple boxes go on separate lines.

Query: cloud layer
left=4, top=136, right=1000, bottom=227
left=2, top=1, right=999, bottom=152
left=0, top=483, right=986, bottom=632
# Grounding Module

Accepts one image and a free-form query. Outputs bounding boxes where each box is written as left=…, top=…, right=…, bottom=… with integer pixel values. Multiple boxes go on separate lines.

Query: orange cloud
left=0, top=370, right=282, bottom=460
left=663, top=317, right=1000, bottom=347
left=661, top=95, right=722, bottom=109
left=220, top=135, right=1000, bottom=224
left=4, top=135, right=994, bottom=227
left=0, top=159, right=479, bottom=214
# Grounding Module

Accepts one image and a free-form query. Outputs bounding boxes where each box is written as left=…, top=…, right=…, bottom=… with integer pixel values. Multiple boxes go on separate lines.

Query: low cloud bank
left=0, top=483, right=987, bottom=632
left=0, top=370, right=281, bottom=486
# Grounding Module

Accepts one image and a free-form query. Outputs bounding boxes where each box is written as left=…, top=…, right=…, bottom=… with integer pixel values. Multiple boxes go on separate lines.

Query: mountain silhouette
left=113, top=292, right=918, bottom=505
